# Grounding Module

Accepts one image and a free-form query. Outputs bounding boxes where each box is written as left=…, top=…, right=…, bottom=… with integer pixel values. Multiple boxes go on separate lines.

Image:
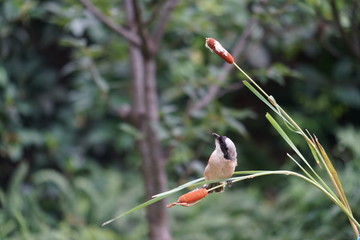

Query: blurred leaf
left=336, top=126, right=360, bottom=160
left=1, top=0, right=360, bottom=238
left=118, top=123, right=143, bottom=139
left=0, top=66, right=8, bottom=86
left=333, top=87, right=360, bottom=108
left=170, top=143, right=193, bottom=164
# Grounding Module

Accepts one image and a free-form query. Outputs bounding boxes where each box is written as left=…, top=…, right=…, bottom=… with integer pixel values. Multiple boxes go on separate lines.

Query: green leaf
left=265, top=113, right=339, bottom=204
left=243, top=80, right=278, bottom=113
left=265, top=113, right=309, bottom=166
left=102, top=177, right=205, bottom=226
left=0, top=66, right=8, bottom=86
left=101, top=195, right=167, bottom=227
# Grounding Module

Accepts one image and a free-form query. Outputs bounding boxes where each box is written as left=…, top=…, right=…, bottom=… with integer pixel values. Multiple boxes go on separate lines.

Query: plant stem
left=233, top=61, right=359, bottom=236
left=228, top=171, right=360, bottom=230
left=233, top=62, right=270, bottom=99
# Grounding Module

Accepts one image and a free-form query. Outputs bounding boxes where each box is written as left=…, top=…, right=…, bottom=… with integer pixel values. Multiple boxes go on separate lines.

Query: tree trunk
left=77, top=0, right=174, bottom=238
left=126, top=1, right=172, bottom=239
left=130, top=50, right=172, bottom=240
left=143, top=58, right=172, bottom=240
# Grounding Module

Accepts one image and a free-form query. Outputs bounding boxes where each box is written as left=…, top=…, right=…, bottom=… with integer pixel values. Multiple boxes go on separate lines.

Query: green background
left=1, top=0, right=360, bottom=239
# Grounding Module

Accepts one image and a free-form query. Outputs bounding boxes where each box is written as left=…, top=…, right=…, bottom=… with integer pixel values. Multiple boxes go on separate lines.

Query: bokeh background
left=1, top=0, right=360, bottom=239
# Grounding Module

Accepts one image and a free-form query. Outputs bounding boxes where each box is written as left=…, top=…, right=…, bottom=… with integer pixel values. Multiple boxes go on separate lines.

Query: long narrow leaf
left=266, top=113, right=342, bottom=204
left=268, top=96, right=303, bottom=134
left=233, top=170, right=269, bottom=175
left=243, top=81, right=278, bottom=113
left=243, top=81, right=295, bottom=128
left=286, top=153, right=316, bottom=182
left=265, top=113, right=311, bottom=169
left=314, top=138, right=359, bottom=236
left=152, top=177, right=205, bottom=198
left=230, top=170, right=360, bottom=230
left=102, top=195, right=168, bottom=226
left=102, top=177, right=204, bottom=226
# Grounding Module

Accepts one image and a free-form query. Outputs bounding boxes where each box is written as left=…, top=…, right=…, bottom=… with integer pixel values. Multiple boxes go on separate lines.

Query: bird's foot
left=226, top=180, right=233, bottom=188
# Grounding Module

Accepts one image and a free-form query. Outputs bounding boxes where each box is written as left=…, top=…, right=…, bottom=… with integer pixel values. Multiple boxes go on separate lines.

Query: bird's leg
left=226, top=180, right=233, bottom=188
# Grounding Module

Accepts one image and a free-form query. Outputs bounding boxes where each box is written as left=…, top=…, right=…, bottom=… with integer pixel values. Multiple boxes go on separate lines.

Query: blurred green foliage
left=1, top=0, right=359, bottom=239
left=2, top=159, right=360, bottom=240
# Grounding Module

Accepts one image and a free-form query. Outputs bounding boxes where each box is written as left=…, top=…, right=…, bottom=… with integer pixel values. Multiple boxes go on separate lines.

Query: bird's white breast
left=204, top=150, right=237, bottom=180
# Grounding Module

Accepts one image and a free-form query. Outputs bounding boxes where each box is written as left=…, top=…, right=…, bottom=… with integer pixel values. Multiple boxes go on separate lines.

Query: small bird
left=204, top=133, right=237, bottom=193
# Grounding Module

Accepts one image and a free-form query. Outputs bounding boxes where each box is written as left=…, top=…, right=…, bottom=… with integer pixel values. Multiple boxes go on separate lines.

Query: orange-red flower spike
left=205, top=38, right=234, bottom=64
left=166, top=188, right=208, bottom=208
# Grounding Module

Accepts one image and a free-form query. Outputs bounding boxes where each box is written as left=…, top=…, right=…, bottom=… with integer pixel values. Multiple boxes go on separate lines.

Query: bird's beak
left=212, top=133, right=220, bottom=139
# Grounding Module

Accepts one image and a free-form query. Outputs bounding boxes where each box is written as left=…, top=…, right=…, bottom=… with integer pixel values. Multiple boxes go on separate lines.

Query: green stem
left=233, top=61, right=359, bottom=235
left=233, top=62, right=270, bottom=99
left=234, top=62, right=306, bottom=137
left=228, top=171, right=360, bottom=230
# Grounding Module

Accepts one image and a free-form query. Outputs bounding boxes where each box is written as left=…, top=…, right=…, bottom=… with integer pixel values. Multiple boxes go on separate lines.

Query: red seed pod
left=166, top=188, right=208, bottom=208
left=205, top=38, right=234, bottom=64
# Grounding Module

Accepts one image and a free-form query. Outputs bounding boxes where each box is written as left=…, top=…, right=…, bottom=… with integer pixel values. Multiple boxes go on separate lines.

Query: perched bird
left=204, top=133, right=237, bottom=193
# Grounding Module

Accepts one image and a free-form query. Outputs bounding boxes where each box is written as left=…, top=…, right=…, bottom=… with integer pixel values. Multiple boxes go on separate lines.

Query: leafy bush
left=0, top=162, right=147, bottom=240
left=1, top=0, right=360, bottom=239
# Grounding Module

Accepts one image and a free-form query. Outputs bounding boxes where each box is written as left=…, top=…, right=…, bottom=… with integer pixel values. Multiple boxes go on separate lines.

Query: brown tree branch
left=186, top=17, right=258, bottom=115
left=350, top=0, right=360, bottom=58
left=152, top=0, right=178, bottom=49
left=77, top=0, right=141, bottom=46
left=218, top=82, right=245, bottom=98
left=112, top=104, right=132, bottom=120
left=133, top=0, right=156, bottom=56
left=186, top=0, right=271, bottom=115
left=144, top=0, right=165, bottom=26
left=124, top=0, right=146, bottom=122
left=329, top=0, right=350, bottom=45
left=329, top=0, right=360, bottom=59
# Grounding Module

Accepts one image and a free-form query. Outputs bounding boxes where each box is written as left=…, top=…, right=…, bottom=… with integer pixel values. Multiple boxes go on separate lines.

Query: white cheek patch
left=225, top=138, right=237, bottom=160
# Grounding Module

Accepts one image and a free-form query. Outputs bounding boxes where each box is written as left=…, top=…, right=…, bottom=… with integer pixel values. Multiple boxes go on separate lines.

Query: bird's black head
left=212, top=133, right=231, bottom=160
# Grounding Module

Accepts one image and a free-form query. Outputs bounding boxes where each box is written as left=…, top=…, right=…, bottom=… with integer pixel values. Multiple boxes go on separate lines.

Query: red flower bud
left=205, top=38, right=234, bottom=64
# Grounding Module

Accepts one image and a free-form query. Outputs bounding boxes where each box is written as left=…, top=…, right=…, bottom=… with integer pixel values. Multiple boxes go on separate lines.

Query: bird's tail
left=205, top=182, right=224, bottom=193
